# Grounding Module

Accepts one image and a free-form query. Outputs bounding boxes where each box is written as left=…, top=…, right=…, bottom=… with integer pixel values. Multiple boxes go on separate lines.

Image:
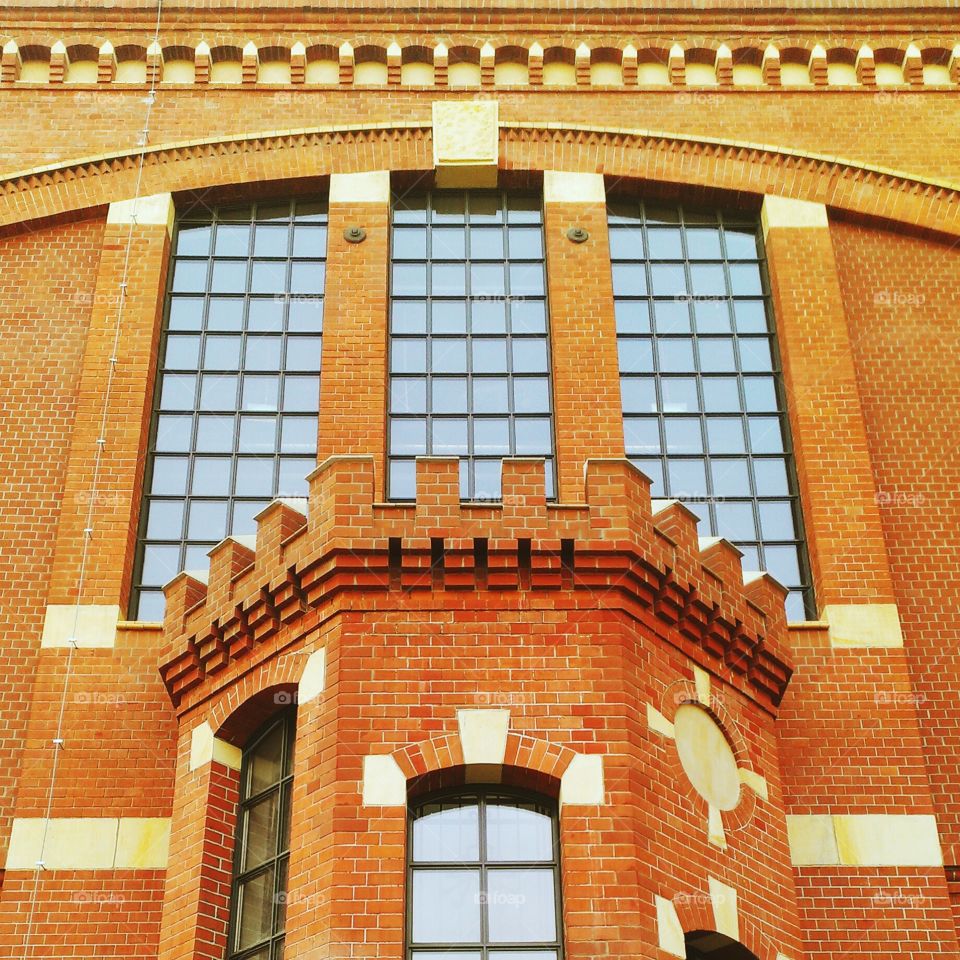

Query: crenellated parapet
left=159, top=456, right=792, bottom=714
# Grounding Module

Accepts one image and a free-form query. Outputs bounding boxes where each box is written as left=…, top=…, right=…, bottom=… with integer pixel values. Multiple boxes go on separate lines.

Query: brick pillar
left=45, top=193, right=173, bottom=641
left=157, top=722, right=241, bottom=960
left=543, top=171, right=624, bottom=502
left=762, top=196, right=902, bottom=647
left=317, top=171, right=390, bottom=499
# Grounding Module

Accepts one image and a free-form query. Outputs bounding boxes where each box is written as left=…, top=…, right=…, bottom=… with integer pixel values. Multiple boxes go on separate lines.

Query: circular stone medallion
left=673, top=704, right=741, bottom=811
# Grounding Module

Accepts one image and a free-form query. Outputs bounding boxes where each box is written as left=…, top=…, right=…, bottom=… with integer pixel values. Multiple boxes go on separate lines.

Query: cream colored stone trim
left=41, top=603, right=120, bottom=649
left=708, top=876, right=739, bottom=940
left=655, top=895, right=686, bottom=958
left=361, top=754, right=407, bottom=806
left=739, top=767, right=769, bottom=801
left=107, top=193, right=175, bottom=237
left=787, top=813, right=943, bottom=866
left=328, top=170, right=391, bottom=204
left=693, top=665, right=711, bottom=706
left=708, top=805, right=726, bottom=849
left=647, top=703, right=675, bottom=738
left=298, top=648, right=327, bottom=705
left=189, top=720, right=242, bottom=772
left=761, top=195, right=829, bottom=235
left=560, top=754, right=605, bottom=806
left=822, top=603, right=904, bottom=648
left=432, top=100, right=499, bottom=189
left=457, top=708, right=510, bottom=766
left=6, top=817, right=170, bottom=870
left=543, top=170, right=606, bottom=204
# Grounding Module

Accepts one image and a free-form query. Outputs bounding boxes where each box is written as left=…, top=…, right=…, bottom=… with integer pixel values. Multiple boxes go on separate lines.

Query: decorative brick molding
left=158, top=455, right=792, bottom=715
left=3, top=121, right=960, bottom=242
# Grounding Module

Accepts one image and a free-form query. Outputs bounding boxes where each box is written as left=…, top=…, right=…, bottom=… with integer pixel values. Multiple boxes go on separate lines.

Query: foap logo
left=476, top=891, right=526, bottom=906
left=874, top=689, right=926, bottom=708
left=74, top=691, right=129, bottom=705
left=875, top=489, right=926, bottom=508
left=673, top=91, right=722, bottom=107
left=72, top=891, right=126, bottom=904
left=873, top=889, right=928, bottom=908
left=873, top=289, right=926, bottom=307
left=874, top=90, right=924, bottom=107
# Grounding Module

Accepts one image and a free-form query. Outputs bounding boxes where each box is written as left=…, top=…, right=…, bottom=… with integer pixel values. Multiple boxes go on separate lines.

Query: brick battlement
left=159, top=455, right=791, bottom=712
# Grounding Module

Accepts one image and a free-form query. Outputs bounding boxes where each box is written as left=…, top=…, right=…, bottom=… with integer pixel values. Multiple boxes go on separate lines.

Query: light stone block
left=786, top=814, right=840, bottom=865
left=115, top=818, right=170, bottom=868
left=693, top=665, right=712, bottom=705
left=834, top=814, right=942, bottom=867
left=189, top=720, right=242, bottom=772
left=362, top=754, right=407, bottom=806
left=298, top=648, right=327, bottom=704
left=708, top=804, right=727, bottom=849
left=329, top=170, right=391, bottom=204
left=739, top=767, right=769, bottom=801
left=432, top=100, right=499, bottom=188
left=708, top=877, right=739, bottom=941
left=543, top=170, right=606, bottom=204
left=823, top=603, right=904, bottom=648
left=761, top=195, right=829, bottom=236
left=655, top=895, right=686, bottom=958
left=646, top=703, right=675, bottom=738
left=41, top=603, right=120, bottom=648
left=560, top=753, right=605, bottom=806
left=457, top=708, right=510, bottom=765
left=107, top=193, right=175, bottom=237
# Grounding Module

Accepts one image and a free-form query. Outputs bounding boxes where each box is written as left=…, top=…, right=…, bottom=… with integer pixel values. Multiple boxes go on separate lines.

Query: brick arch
left=1, top=120, right=959, bottom=239
left=671, top=892, right=782, bottom=960
left=204, top=649, right=304, bottom=744
left=391, top=730, right=579, bottom=784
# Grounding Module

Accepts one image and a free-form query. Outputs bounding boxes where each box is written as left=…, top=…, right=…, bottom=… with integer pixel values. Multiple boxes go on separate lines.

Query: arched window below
left=227, top=708, right=296, bottom=960
left=686, top=930, right=760, bottom=959
left=407, top=787, right=563, bottom=958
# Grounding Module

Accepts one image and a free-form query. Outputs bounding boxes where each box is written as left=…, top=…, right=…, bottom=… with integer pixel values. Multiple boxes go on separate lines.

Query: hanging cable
left=20, top=1, right=166, bottom=956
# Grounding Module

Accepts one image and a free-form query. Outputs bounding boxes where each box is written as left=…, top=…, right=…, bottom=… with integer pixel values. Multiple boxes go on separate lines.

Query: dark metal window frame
left=387, top=189, right=557, bottom=503
left=226, top=707, right=297, bottom=960
left=130, top=198, right=328, bottom=621
left=406, top=785, right=564, bottom=959
left=609, top=200, right=815, bottom=620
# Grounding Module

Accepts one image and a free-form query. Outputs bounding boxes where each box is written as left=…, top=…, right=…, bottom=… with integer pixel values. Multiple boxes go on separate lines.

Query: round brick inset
left=673, top=704, right=741, bottom=811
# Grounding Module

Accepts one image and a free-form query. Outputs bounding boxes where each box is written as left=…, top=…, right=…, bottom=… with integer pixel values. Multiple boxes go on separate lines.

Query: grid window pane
left=132, top=199, right=326, bottom=619
left=610, top=202, right=813, bottom=618
left=408, top=791, right=562, bottom=956
left=389, top=192, right=555, bottom=501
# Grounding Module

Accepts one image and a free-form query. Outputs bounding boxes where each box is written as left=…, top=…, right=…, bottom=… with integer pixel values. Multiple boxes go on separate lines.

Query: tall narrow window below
left=388, top=190, right=555, bottom=502
left=228, top=708, right=296, bottom=960
left=131, top=198, right=327, bottom=620
left=609, top=201, right=814, bottom=620
left=407, top=788, right=564, bottom=959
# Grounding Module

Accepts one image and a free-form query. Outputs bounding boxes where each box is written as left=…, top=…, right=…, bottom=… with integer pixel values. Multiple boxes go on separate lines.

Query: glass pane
left=192, top=457, right=231, bottom=495
left=759, top=501, right=796, bottom=539
left=710, top=458, right=751, bottom=498
left=281, top=417, right=317, bottom=453
left=487, top=869, right=557, bottom=943
left=155, top=415, right=193, bottom=453
left=151, top=457, right=189, bottom=495
left=239, top=416, right=278, bottom=453
left=620, top=378, right=656, bottom=414
left=514, top=419, right=552, bottom=455
left=141, top=544, right=181, bottom=586
left=187, top=500, right=229, bottom=541
left=714, top=501, right=757, bottom=541
left=486, top=801, right=553, bottom=861
left=248, top=299, right=286, bottom=332
left=410, top=870, right=481, bottom=943
left=236, top=458, right=275, bottom=497
left=146, top=500, right=184, bottom=539
left=434, top=419, right=469, bottom=455
left=513, top=378, right=551, bottom=414
left=412, top=801, right=480, bottom=862
left=664, top=418, right=702, bottom=454
left=242, top=791, right=280, bottom=870
left=391, top=419, right=428, bottom=455
left=248, top=722, right=285, bottom=794
left=475, top=419, right=511, bottom=456
left=236, top=867, right=275, bottom=951
left=196, top=415, right=235, bottom=453
left=277, top=459, right=313, bottom=497
left=473, top=459, right=503, bottom=500
left=389, top=459, right=416, bottom=499
left=473, top=379, right=509, bottom=414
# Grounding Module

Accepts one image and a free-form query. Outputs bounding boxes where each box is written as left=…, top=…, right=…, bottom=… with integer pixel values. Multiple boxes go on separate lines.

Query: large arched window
left=227, top=708, right=296, bottom=960
left=407, top=787, right=563, bottom=958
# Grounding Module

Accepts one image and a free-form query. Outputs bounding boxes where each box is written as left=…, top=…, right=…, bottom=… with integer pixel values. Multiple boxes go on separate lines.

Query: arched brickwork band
left=1, top=121, right=959, bottom=236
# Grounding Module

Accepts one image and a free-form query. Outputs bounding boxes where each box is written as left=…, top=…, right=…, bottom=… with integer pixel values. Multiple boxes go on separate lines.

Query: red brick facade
left=0, top=3, right=958, bottom=959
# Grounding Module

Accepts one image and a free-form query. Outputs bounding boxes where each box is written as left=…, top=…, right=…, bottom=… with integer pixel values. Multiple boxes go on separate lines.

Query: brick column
left=762, top=196, right=901, bottom=646
left=543, top=171, right=624, bottom=502
left=317, top=171, right=390, bottom=500
left=45, top=193, right=173, bottom=639
left=157, top=721, right=241, bottom=960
